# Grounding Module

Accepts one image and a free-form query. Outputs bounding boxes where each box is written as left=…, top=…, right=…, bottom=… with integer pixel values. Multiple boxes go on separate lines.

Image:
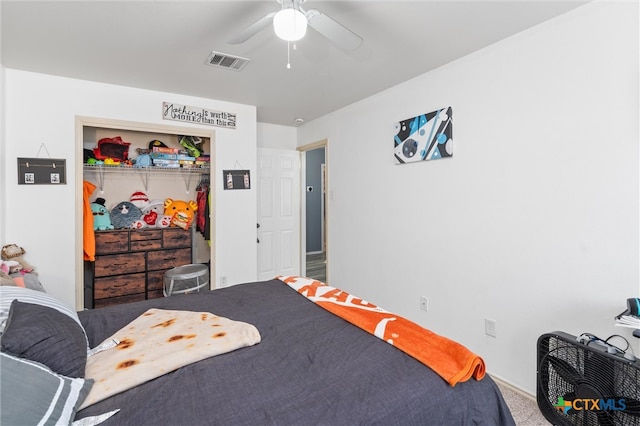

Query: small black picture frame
left=17, top=158, right=67, bottom=185
left=223, top=170, right=250, bottom=190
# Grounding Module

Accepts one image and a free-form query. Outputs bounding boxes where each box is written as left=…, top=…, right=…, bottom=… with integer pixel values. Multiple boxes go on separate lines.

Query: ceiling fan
left=227, top=0, right=363, bottom=51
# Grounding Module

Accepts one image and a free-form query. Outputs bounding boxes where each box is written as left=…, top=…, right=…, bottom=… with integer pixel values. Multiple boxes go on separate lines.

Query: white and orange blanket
left=80, top=308, right=261, bottom=409
left=278, top=276, right=485, bottom=387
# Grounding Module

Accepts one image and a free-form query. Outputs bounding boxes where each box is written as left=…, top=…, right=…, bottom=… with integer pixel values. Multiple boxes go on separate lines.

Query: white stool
left=163, top=264, right=209, bottom=297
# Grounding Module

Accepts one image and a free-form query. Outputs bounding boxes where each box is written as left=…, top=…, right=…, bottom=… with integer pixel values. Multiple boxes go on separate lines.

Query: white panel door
left=257, top=148, right=300, bottom=281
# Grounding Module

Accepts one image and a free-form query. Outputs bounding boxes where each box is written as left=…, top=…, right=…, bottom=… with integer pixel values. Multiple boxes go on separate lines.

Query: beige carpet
left=494, top=378, right=550, bottom=425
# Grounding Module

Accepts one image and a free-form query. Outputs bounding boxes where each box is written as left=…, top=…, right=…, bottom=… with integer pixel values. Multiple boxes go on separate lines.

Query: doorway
left=300, top=142, right=327, bottom=283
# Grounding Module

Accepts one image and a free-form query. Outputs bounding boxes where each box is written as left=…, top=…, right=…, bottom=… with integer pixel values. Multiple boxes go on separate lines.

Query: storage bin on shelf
left=163, top=263, right=209, bottom=296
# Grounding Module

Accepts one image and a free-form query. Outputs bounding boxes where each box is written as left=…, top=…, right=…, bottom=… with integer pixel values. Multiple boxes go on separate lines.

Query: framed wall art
left=394, top=106, right=453, bottom=164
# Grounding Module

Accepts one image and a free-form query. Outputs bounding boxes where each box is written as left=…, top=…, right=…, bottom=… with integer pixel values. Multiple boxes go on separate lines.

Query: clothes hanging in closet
left=196, top=179, right=210, bottom=241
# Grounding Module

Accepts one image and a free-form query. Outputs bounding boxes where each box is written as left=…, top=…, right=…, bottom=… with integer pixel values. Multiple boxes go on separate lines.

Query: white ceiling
left=1, top=0, right=588, bottom=126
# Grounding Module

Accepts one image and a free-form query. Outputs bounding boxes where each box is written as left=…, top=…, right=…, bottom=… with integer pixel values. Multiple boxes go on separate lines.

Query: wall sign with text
left=162, top=102, right=236, bottom=129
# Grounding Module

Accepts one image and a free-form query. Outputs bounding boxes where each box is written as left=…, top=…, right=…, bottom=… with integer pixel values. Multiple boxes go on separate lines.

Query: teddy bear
left=1, top=244, right=35, bottom=274
left=0, top=244, right=45, bottom=290
left=164, top=198, right=198, bottom=230
left=91, top=198, right=115, bottom=230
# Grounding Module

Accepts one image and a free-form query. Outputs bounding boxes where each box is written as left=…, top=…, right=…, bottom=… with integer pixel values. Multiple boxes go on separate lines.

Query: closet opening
left=75, top=116, right=215, bottom=310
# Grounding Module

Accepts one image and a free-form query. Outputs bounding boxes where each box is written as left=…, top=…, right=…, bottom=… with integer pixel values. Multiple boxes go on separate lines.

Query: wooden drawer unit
left=94, top=252, right=145, bottom=277
left=94, top=273, right=146, bottom=299
left=95, top=230, right=129, bottom=254
left=147, top=270, right=166, bottom=299
left=163, top=228, right=191, bottom=248
left=94, top=293, right=146, bottom=309
left=148, top=248, right=191, bottom=271
left=90, top=228, right=192, bottom=308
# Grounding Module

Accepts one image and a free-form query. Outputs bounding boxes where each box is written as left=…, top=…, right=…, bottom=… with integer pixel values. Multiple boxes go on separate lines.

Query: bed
left=1, top=277, right=515, bottom=425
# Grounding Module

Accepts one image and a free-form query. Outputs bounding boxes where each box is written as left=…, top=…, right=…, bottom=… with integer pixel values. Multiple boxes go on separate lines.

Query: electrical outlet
left=420, top=296, right=429, bottom=312
left=485, top=318, right=497, bottom=338
left=220, top=276, right=227, bottom=287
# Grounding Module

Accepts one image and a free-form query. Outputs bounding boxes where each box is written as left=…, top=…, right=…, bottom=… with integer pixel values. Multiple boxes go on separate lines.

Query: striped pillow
left=0, top=352, right=93, bottom=425
left=0, top=287, right=83, bottom=336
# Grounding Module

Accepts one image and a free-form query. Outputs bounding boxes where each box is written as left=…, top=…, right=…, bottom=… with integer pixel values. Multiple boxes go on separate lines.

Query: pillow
left=1, top=300, right=88, bottom=377
left=0, top=286, right=84, bottom=337
left=0, top=352, right=93, bottom=426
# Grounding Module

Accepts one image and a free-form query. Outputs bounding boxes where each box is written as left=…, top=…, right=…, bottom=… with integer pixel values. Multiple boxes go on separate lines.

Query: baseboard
left=489, top=373, right=536, bottom=402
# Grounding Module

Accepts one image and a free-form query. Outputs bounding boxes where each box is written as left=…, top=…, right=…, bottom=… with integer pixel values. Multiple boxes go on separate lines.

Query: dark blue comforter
left=77, top=279, right=515, bottom=425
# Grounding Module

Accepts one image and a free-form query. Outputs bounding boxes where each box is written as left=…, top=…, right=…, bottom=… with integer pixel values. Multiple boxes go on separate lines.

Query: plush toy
left=157, top=215, right=173, bottom=228
left=0, top=245, right=45, bottom=291
left=1, top=244, right=35, bottom=273
left=134, top=148, right=152, bottom=168
left=164, top=198, right=198, bottom=230
left=111, top=201, right=143, bottom=229
left=0, top=264, right=17, bottom=286
left=91, top=198, right=114, bottom=230
left=140, top=199, right=164, bottom=227
left=130, top=191, right=149, bottom=209
left=1, top=259, right=22, bottom=274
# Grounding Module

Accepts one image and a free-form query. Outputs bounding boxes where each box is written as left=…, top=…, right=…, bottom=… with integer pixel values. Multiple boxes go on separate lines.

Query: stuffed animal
left=130, top=191, right=149, bottom=209
left=0, top=245, right=45, bottom=291
left=91, top=198, right=115, bottom=230
left=140, top=199, right=164, bottom=227
left=111, top=201, right=143, bottom=229
left=157, top=215, right=173, bottom=228
left=0, top=264, right=17, bottom=286
left=164, top=198, right=198, bottom=230
left=134, top=148, right=153, bottom=168
left=1, top=244, right=35, bottom=273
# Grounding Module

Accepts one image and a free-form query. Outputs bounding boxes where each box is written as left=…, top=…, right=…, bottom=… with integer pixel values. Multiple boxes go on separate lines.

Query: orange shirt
left=83, top=181, right=97, bottom=261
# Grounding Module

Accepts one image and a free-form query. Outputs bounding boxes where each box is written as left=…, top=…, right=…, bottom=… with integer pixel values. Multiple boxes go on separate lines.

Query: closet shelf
left=84, top=164, right=210, bottom=193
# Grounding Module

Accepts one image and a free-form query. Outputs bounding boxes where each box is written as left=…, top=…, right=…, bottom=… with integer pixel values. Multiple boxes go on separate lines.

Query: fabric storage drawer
left=130, top=229, right=162, bottom=241
left=130, top=239, right=162, bottom=251
left=130, top=229, right=162, bottom=251
left=163, top=228, right=191, bottom=248
left=89, top=227, right=193, bottom=308
left=147, top=248, right=191, bottom=271
left=94, top=252, right=146, bottom=277
left=94, top=293, right=146, bottom=309
left=147, top=270, right=166, bottom=299
left=94, top=273, right=146, bottom=299
left=95, top=231, right=129, bottom=254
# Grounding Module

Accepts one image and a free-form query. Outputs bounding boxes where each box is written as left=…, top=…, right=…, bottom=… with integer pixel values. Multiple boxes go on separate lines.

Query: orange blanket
left=278, top=276, right=485, bottom=386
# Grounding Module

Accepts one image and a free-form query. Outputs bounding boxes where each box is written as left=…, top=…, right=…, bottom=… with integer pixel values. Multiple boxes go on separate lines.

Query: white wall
left=3, top=70, right=258, bottom=307
left=298, top=1, right=639, bottom=394
left=0, top=1, right=6, bottom=244
left=257, top=122, right=297, bottom=150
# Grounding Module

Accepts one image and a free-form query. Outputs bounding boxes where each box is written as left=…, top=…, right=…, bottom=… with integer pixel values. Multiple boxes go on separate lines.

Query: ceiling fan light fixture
left=273, top=8, right=307, bottom=41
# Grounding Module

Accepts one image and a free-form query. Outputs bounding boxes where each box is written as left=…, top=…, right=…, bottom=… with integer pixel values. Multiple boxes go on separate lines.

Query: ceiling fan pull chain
left=287, top=40, right=291, bottom=69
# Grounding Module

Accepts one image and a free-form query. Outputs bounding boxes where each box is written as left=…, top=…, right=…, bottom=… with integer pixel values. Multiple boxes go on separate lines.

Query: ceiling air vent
left=205, top=51, right=250, bottom=71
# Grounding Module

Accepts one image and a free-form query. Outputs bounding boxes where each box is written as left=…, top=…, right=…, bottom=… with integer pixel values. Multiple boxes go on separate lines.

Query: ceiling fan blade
left=227, top=12, right=276, bottom=45
left=305, top=9, right=362, bottom=51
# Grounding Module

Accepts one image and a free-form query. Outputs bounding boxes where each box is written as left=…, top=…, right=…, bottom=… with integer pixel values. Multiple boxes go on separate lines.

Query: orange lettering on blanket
left=321, top=288, right=348, bottom=302
left=281, top=276, right=325, bottom=297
